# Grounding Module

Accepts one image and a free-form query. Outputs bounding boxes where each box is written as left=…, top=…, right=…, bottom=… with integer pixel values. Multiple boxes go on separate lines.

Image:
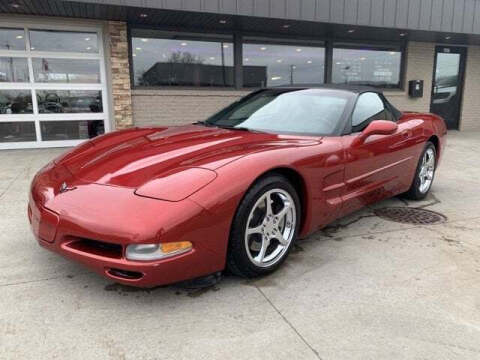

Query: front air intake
left=65, top=238, right=123, bottom=259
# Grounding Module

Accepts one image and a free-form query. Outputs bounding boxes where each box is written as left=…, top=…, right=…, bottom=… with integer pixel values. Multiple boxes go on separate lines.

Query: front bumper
left=34, top=231, right=203, bottom=287
left=29, top=168, right=228, bottom=287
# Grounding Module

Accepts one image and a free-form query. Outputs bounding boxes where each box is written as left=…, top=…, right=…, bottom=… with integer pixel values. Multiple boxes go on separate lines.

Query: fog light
left=126, top=242, right=192, bottom=261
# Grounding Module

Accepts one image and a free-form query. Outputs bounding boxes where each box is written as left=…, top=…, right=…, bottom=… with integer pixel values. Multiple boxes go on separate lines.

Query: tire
left=227, top=174, right=301, bottom=278
left=402, top=141, right=437, bottom=200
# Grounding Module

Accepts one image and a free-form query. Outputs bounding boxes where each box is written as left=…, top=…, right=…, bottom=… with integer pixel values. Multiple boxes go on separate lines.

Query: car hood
left=55, top=125, right=320, bottom=188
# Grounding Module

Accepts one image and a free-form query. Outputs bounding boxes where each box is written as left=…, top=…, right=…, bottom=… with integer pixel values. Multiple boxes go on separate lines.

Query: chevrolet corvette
left=29, top=86, right=447, bottom=287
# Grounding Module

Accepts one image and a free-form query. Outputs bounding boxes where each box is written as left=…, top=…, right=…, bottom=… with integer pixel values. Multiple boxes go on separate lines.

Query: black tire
left=402, top=141, right=437, bottom=200
left=227, top=174, right=301, bottom=278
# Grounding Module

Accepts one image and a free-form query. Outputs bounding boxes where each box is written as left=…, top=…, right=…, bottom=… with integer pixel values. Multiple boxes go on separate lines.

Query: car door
left=340, top=92, right=414, bottom=216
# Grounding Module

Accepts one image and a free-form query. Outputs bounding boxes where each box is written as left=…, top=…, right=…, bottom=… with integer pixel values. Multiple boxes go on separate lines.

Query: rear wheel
left=227, top=175, right=301, bottom=278
left=403, top=142, right=436, bottom=200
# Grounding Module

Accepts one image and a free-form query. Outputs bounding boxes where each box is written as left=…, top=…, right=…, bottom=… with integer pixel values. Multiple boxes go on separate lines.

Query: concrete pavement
left=1, top=131, right=479, bottom=359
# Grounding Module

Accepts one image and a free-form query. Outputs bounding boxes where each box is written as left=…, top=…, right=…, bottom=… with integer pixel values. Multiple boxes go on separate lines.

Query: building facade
left=1, top=0, right=480, bottom=149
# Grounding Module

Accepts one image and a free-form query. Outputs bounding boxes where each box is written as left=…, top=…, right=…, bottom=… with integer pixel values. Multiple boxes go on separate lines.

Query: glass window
left=29, top=30, right=98, bottom=53
left=205, top=89, right=348, bottom=136
left=0, top=122, right=36, bottom=142
left=0, top=90, right=33, bottom=114
left=432, top=53, right=461, bottom=109
left=243, top=43, right=325, bottom=88
left=0, top=28, right=25, bottom=51
left=0, top=58, right=29, bottom=82
left=352, top=92, right=386, bottom=131
left=0, top=25, right=106, bottom=147
left=32, top=58, right=100, bottom=83
left=40, top=120, right=104, bottom=141
left=37, top=90, right=102, bottom=114
left=333, top=47, right=401, bottom=88
left=131, top=37, right=234, bottom=87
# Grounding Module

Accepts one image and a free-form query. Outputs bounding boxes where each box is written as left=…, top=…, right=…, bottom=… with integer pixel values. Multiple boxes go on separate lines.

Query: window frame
left=0, top=21, right=110, bottom=149
left=128, top=26, right=406, bottom=92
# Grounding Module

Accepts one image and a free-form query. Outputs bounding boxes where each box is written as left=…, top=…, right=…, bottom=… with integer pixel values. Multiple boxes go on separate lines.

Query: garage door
left=0, top=22, right=109, bottom=149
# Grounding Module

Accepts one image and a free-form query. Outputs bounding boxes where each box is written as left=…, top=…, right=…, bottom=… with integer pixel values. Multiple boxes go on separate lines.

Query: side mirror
left=356, top=120, right=398, bottom=144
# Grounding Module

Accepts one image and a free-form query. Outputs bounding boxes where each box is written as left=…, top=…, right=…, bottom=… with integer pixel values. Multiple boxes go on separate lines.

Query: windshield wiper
left=192, top=120, right=215, bottom=127
left=195, top=122, right=266, bottom=133
left=216, top=125, right=267, bottom=133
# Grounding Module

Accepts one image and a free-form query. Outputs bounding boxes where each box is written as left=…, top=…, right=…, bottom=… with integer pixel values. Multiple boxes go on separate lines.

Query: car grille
left=64, top=237, right=123, bottom=259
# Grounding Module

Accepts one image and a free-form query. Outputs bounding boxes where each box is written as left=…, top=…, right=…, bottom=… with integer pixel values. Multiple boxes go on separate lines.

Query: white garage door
left=0, top=21, right=110, bottom=149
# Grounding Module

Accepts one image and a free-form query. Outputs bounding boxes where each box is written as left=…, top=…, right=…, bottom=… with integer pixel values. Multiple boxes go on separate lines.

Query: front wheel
left=227, top=174, right=301, bottom=278
left=402, top=142, right=436, bottom=200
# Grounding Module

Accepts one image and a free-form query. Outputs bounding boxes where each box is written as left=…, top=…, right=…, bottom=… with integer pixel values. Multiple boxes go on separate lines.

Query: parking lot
left=1, top=131, right=479, bottom=360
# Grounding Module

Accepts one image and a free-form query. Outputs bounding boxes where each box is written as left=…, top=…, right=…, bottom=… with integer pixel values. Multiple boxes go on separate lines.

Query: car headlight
left=134, top=167, right=217, bottom=201
left=126, top=242, right=192, bottom=261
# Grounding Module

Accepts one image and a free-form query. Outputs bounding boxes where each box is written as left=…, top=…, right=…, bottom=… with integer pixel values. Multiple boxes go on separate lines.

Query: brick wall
left=132, top=90, right=249, bottom=127
left=385, top=42, right=435, bottom=113
left=107, top=21, right=133, bottom=129
left=460, top=45, right=480, bottom=131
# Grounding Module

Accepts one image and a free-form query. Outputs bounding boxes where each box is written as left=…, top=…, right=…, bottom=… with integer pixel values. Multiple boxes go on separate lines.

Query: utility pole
left=221, top=42, right=226, bottom=86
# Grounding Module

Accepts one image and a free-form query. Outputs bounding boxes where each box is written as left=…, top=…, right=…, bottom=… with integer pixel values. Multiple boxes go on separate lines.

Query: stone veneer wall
left=107, top=21, right=133, bottom=129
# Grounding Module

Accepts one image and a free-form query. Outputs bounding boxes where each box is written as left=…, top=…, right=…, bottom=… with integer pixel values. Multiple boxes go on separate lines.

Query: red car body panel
left=29, top=110, right=446, bottom=287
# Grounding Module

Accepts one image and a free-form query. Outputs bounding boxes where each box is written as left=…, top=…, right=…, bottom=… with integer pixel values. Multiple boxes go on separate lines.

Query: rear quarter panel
left=399, top=112, right=447, bottom=163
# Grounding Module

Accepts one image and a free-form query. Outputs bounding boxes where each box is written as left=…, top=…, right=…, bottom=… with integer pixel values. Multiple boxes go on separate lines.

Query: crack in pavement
left=315, top=213, right=480, bottom=243
left=0, top=271, right=91, bottom=288
left=409, top=335, right=480, bottom=355
left=255, top=285, right=322, bottom=360
left=0, top=152, right=40, bottom=201
left=0, top=168, right=27, bottom=201
left=320, top=214, right=377, bottom=238
left=415, top=193, right=442, bottom=209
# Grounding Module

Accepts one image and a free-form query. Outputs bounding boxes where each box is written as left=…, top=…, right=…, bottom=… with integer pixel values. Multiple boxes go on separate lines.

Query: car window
left=384, top=106, right=394, bottom=121
left=205, top=89, right=350, bottom=136
left=351, top=92, right=387, bottom=132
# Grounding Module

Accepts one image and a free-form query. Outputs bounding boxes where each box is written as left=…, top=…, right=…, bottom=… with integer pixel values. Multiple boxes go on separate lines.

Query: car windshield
left=205, top=89, right=350, bottom=136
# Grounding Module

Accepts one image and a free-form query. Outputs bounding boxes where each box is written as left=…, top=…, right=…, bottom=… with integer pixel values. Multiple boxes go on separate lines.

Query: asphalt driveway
left=1, top=131, right=479, bottom=360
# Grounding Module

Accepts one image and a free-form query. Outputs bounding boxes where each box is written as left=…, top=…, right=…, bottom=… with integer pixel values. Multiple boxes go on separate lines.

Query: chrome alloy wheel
left=419, top=148, right=435, bottom=193
left=244, top=189, right=297, bottom=268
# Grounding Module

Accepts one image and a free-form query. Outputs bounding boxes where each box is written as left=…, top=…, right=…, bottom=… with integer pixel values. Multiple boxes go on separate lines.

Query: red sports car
left=29, top=86, right=447, bottom=287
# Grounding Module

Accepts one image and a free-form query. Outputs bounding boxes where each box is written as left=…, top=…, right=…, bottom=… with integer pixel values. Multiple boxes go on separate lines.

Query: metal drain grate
left=374, top=207, right=447, bottom=225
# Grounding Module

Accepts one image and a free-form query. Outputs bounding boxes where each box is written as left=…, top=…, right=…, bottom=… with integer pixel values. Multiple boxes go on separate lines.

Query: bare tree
left=167, top=51, right=204, bottom=64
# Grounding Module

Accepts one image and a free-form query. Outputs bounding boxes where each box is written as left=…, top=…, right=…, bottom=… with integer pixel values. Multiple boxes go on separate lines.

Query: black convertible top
left=272, top=83, right=382, bottom=94
left=267, top=83, right=402, bottom=126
